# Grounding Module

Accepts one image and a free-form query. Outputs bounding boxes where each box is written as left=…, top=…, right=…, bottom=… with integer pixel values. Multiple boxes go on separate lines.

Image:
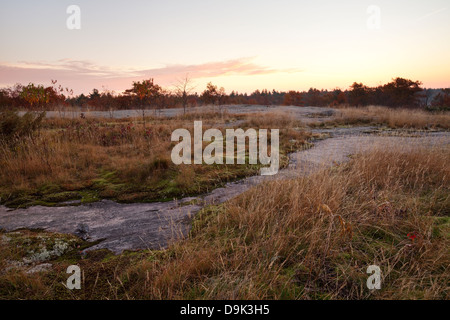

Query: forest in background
left=1, top=77, right=449, bottom=112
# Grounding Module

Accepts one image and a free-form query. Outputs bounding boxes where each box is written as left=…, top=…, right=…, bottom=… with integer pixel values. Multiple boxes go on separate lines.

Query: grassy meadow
left=0, top=106, right=449, bottom=300
left=0, top=111, right=310, bottom=208
left=311, top=105, right=450, bottom=130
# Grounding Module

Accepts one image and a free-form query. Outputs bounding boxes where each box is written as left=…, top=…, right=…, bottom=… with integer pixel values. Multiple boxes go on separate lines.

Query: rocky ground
left=3, top=107, right=449, bottom=253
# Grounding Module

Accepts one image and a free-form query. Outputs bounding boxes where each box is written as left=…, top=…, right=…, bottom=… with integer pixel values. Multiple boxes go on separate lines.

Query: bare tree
left=421, top=88, right=433, bottom=108
left=174, top=75, right=195, bottom=114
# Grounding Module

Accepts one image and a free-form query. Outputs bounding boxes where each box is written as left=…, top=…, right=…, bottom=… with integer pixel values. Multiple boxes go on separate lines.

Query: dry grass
left=315, top=106, right=450, bottom=129
left=120, top=141, right=449, bottom=300
left=2, top=139, right=448, bottom=299
left=0, top=117, right=177, bottom=205
left=241, top=111, right=304, bottom=129
left=1, top=108, right=449, bottom=299
left=0, top=113, right=310, bottom=207
left=173, top=110, right=235, bottom=121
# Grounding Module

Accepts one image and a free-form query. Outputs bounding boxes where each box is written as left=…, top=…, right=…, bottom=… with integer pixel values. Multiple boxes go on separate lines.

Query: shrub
left=0, top=111, right=45, bottom=145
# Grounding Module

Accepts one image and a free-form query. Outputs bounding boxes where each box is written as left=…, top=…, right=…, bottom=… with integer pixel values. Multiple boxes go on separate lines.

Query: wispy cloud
left=141, top=58, right=300, bottom=79
left=0, top=58, right=301, bottom=94
left=415, top=7, right=447, bottom=22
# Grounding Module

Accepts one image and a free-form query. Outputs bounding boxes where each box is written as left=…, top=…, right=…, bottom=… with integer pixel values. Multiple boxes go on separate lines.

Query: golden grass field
left=313, top=105, right=450, bottom=129
left=0, top=111, right=307, bottom=208
left=0, top=106, right=449, bottom=299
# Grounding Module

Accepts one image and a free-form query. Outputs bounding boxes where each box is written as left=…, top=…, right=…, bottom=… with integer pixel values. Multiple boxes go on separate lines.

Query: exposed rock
left=26, top=263, right=53, bottom=274
left=75, top=223, right=90, bottom=240
left=0, top=122, right=449, bottom=254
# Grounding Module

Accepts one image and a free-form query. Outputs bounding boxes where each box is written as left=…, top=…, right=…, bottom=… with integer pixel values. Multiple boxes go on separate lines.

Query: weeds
left=0, top=111, right=45, bottom=145
left=1, top=140, right=448, bottom=299
left=311, top=106, right=450, bottom=130
left=0, top=113, right=310, bottom=207
left=1, top=109, right=448, bottom=299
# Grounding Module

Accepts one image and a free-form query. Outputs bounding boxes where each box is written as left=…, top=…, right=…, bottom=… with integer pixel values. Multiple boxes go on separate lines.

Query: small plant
left=0, top=111, right=45, bottom=145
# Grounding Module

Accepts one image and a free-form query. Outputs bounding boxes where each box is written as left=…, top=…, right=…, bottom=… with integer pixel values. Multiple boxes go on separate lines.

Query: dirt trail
left=1, top=113, right=449, bottom=253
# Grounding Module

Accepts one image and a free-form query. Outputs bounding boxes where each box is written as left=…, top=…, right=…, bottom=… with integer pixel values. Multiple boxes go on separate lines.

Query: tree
left=125, top=79, right=161, bottom=107
left=201, top=82, right=220, bottom=105
left=217, top=86, right=227, bottom=105
left=348, top=82, right=370, bottom=106
left=124, top=78, right=162, bottom=127
left=19, top=82, right=67, bottom=110
left=19, top=84, right=49, bottom=109
left=381, top=78, right=422, bottom=108
left=283, top=91, right=304, bottom=106
left=174, top=75, right=195, bottom=114
left=431, top=89, right=450, bottom=110
left=87, top=89, right=101, bottom=108
left=304, top=88, right=324, bottom=106
left=154, top=88, right=171, bottom=115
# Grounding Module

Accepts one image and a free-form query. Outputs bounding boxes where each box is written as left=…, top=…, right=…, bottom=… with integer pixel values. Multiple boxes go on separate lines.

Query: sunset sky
left=1, top=0, right=449, bottom=95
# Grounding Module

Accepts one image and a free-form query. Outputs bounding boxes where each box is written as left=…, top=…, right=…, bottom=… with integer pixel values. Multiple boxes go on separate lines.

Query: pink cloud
left=0, top=58, right=300, bottom=95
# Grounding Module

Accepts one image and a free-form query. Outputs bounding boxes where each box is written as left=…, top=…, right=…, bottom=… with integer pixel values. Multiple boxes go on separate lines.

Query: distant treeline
left=1, top=77, right=449, bottom=111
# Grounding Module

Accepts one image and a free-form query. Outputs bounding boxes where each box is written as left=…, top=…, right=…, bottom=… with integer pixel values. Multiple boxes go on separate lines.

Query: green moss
left=432, top=216, right=450, bottom=239
left=79, top=191, right=100, bottom=204
left=1, top=128, right=310, bottom=209
left=37, top=183, right=62, bottom=195
left=3, top=196, right=36, bottom=208
left=41, top=192, right=82, bottom=203
left=92, top=170, right=119, bottom=188
left=361, top=226, right=398, bottom=244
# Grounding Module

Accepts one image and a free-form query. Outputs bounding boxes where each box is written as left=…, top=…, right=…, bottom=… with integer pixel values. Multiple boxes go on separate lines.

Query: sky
left=0, top=0, right=449, bottom=95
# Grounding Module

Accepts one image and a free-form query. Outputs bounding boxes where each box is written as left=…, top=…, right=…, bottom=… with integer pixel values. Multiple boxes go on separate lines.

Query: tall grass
left=116, top=141, right=449, bottom=299
left=241, top=111, right=304, bottom=129
left=317, top=106, right=450, bottom=129
left=0, top=113, right=310, bottom=206
left=0, top=136, right=448, bottom=300
left=1, top=111, right=448, bottom=300
left=0, top=118, right=173, bottom=199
